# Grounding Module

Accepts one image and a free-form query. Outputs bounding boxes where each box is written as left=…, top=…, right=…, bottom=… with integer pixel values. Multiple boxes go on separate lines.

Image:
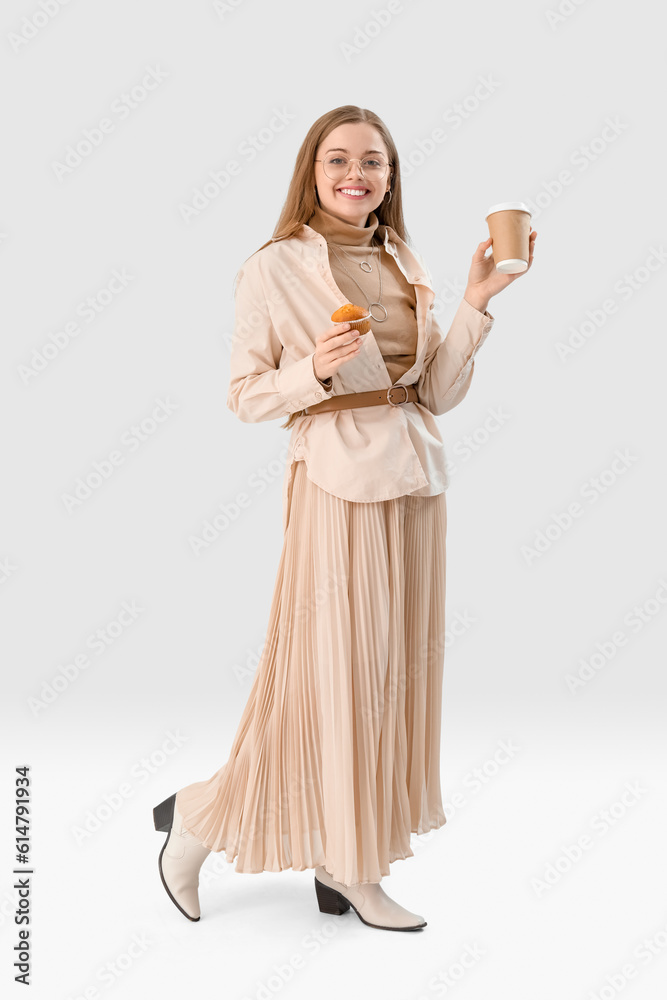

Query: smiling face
left=314, top=121, right=392, bottom=228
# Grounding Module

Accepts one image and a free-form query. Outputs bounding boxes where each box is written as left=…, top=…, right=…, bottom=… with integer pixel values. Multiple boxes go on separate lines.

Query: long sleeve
left=416, top=296, right=494, bottom=416
left=226, top=260, right=334, bottom=423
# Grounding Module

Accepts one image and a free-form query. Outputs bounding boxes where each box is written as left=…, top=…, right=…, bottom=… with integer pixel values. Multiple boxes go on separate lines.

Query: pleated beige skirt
left=177, top=458, right=448, bottom=885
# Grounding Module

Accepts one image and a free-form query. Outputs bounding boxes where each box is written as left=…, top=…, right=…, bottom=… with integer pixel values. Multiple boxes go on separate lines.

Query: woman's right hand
left=313, top=323, right=363, bottom=382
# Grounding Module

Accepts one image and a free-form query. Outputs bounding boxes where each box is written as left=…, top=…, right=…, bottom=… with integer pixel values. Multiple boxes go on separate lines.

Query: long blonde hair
left=233, top=105, right=411, bottom=431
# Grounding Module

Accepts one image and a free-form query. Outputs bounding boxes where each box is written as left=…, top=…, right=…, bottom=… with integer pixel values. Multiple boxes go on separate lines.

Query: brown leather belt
left=305, top=383, right=419, bottom=414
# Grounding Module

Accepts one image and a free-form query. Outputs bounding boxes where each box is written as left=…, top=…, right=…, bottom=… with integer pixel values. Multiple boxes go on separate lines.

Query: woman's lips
left=337, top=188, right=370, bottom=199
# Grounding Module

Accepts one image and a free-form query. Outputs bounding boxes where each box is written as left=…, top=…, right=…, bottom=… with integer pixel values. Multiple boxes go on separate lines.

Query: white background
left=1, top=0, right=666, bottom=997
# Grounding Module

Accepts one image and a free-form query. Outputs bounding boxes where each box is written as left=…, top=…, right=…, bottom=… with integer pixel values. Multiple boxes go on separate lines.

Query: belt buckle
left=386, top=385, right=409, bottom=406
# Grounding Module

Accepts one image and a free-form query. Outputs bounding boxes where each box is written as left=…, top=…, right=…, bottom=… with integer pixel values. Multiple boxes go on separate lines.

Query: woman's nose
left=345, top=166, right=365, bottom=182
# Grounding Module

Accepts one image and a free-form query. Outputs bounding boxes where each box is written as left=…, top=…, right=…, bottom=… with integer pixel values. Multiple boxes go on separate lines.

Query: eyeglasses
left=314, top=155, right=390, bottom=180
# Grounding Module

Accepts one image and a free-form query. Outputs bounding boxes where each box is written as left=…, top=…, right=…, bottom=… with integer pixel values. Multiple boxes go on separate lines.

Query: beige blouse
left=305, top=202, right=418, bottom=386
left=227, top=210, right=495, bottom=525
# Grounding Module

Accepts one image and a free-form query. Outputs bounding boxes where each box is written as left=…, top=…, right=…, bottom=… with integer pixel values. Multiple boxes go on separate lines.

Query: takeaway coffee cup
left=484, top=202, right=532, bottom=273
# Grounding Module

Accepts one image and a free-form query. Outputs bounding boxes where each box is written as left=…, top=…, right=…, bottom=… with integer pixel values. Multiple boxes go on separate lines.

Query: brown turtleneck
left=306, top=202, right=418, bottom=386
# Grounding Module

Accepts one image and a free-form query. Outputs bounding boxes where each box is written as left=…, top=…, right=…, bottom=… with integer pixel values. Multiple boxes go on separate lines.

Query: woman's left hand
left=464, top=229, right=537, bottom=312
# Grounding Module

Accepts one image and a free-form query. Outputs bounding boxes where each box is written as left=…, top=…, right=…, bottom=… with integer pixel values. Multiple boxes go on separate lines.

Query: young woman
left=153, top=105, right=536, bottom=932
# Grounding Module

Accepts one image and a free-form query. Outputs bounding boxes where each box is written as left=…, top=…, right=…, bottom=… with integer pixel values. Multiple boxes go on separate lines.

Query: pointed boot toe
left=314, top=866, right=426, bottom=931
left=154, top=792, right=211, bottom=921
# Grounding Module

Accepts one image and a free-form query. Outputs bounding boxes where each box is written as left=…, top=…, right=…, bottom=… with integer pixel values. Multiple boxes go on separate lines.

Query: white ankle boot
left=314, top=865, right=426, bottom=931
left=153, top=792, right=211, bottom=921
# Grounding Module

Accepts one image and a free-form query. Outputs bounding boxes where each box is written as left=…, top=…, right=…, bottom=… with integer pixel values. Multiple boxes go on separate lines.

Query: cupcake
left=331, top=302, right=372, bottom=335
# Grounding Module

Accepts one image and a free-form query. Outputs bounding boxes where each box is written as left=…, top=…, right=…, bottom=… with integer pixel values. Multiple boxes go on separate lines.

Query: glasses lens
left=323, top=156, right=387, bottom=179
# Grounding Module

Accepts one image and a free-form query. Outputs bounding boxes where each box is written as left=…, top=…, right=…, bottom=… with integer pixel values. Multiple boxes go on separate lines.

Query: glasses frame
left=314, top=155, right=391, bottom=181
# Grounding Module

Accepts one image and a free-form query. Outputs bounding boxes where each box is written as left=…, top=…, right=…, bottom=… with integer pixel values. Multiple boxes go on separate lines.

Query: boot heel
left=153, top=793, right=176, bottom=832
left=314, top=876, right=350, bottom=915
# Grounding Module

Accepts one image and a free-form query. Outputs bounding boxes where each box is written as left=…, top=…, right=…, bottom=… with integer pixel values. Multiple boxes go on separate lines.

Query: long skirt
left=176, top=458, right=448, bottom=886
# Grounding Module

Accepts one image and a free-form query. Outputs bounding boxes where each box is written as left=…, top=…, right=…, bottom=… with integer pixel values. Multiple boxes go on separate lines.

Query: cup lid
left=485, top=201, right=532, bottom=220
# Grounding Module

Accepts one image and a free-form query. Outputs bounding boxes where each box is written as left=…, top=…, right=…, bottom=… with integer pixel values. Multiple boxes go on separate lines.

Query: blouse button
left=315, top=391, right=322, bottom=400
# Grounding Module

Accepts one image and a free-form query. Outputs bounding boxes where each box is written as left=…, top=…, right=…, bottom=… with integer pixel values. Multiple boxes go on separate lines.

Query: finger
left=475, top=237, right=494, bottom=261
left=342, top=344, right=362, bottom=363
left=319, top=336, right=362, bottom=367
left=333, top=328, right=363, bottom=347
left=329, top=342, right=362, bottom=372
left=337, top=339, right=363, bottom=359
left=318, top=327, right=355, bottom=356
left=320, top=322, right=351, bottom=344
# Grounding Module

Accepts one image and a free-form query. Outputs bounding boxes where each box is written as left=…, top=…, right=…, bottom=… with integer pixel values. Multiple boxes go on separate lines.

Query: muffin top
left=331, top=303, right=370, bottom=322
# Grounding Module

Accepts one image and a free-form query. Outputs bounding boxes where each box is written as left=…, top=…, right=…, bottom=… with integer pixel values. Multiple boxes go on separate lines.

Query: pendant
left=360, top=261, right=373, bottom=272
left=369, top=302, right=388, bottom=322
